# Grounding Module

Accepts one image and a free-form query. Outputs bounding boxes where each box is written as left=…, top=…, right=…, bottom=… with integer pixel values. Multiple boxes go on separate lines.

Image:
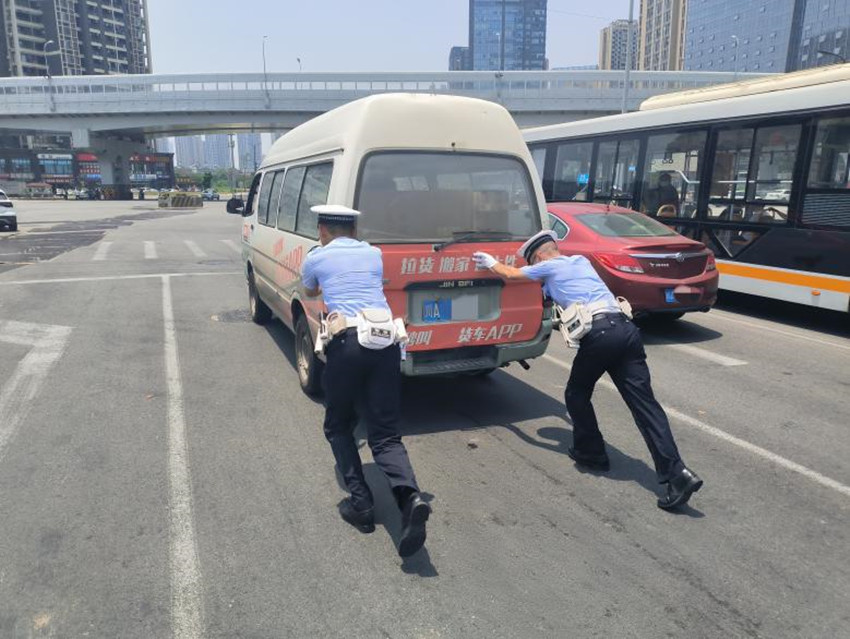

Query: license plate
left=665, top=288, right=677, bottom=304
left=422, top=299, right=451, bottom=323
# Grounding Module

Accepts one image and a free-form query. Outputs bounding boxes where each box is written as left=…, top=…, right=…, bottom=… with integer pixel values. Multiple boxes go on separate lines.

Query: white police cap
left=517, top=229, right=559, bottom=262
left=311, top=204, right=361, bottom=224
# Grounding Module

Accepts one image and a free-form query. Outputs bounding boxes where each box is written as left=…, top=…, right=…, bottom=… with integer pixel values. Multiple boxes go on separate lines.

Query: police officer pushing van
left=473, top=231, right=703, bottom=510
left=301, top=204, right=431, bottom=557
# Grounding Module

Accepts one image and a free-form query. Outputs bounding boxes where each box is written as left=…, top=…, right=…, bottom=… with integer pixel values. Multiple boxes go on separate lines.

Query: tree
left=202, top=172, right=213, bottom=190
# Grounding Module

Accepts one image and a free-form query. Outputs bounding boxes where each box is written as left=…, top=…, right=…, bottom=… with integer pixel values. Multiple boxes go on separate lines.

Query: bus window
left=593, top=139, right=639, bottom=207
left=294, top=162, right=333, bottom=239
left=530, top=147, right=546, bottom=182
left=709, top=128, right=753, bottom=207
left=808, top=116, right=850, bottom=190
left=256, top=171, right=276, bottom=226
left=552, top=141, right=592, bottom=201
left=746, top=124, right=800, bottom=223
left=265, top=170, right=286, bottom=228
left=640, top=130, right=706, bottom=219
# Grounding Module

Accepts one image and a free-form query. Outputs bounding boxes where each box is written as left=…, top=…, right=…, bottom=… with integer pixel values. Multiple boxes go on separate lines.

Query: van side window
left=265, top=170, right=286, bottom=227
left=277, top=166, right=305, bottom=232
left=256, top=172, right=275, bottom=225
left=295, top=162, right=333, bottom=239
left=244, top=173, right=261, bottom=216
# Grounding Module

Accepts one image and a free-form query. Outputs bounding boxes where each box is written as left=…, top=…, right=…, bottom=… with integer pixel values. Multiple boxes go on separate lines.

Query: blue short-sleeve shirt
left=521, top=255, right=618, bottom=309
left=301, top=237, right=390, bottom=317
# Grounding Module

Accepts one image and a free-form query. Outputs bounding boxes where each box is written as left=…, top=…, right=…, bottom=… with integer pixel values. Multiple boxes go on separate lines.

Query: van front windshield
left=355, top=152, right=541, bottom=243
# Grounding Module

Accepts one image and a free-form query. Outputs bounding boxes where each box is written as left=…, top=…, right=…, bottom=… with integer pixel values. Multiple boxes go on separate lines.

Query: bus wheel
left=248, top=271, right=272, bottom=324
left=295, top=314, right=324, bottom=396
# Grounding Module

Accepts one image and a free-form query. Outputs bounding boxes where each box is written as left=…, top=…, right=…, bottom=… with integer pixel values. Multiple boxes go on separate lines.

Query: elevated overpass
left=0, top=70, right=762, bottom=184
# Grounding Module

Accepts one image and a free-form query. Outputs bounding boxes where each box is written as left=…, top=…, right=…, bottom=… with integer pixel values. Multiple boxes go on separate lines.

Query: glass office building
left=798, top=0, right=850, bottom=69
left=684, top=0, right=807, bottom=72
left=469, top=0, right=547, bottom=70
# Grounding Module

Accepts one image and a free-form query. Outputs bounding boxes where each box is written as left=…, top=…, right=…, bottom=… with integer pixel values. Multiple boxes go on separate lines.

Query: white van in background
left=228, top=93, right=552, bottom=394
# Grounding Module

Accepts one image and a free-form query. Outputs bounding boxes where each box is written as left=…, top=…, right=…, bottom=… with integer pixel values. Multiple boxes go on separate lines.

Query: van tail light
left=594, top=252, right=644, bottom=274
left=706, top=253, right=717, bottom=271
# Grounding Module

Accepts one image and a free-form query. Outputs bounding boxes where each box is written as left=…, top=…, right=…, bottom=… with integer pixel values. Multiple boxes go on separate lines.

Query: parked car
left=547, top=202, right=718, bottom=319
left=202, top=189, right=220, bottom=201
left=0, top=189, right=18, bottom=232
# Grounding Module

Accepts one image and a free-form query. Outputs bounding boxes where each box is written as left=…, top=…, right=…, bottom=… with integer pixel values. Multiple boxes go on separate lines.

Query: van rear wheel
left=295, top=314, right=323, bottom=396
left=248, top=271, right=272, bottom=324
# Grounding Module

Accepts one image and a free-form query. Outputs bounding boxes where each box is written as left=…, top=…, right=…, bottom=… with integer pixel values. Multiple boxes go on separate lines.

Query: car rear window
left=577, top=212, right=678, bottom=237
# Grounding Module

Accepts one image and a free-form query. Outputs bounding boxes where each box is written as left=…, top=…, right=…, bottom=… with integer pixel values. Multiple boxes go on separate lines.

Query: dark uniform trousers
left=322, top=329, right=419, bottom=511
left=565, top=313, right=684, bottom=483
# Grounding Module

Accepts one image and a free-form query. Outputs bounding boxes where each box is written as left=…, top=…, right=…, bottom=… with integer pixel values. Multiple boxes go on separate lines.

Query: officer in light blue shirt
left=301, top=204, right=430, bottom=558
left=473, top=230, right=702, bottom=511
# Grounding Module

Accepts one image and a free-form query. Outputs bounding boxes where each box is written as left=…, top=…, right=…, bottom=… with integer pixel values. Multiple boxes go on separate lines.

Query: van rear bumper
left=400, top=319, right=553, bottom=376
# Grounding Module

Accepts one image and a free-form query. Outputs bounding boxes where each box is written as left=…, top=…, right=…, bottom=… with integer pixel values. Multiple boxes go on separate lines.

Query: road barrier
left=158, top=191, right=203, bottom=208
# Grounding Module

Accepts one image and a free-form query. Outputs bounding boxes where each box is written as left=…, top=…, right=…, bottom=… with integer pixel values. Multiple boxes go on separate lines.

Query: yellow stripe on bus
left=717, top=262, right=850, bottom=294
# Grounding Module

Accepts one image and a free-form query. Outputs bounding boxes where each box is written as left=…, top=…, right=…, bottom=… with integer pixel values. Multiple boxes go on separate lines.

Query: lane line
left=161, top=275, right=204, bottom=638
left=92, top=241, right=112, bottom=261
left=144, top=241, right=158, bottom=260
left=658, top=342, right=747, bottom=367
left=0, top=271, right=242, bottom=286
left=220, top=239, right=241, bottom=254
left=183, top=240, right=206, bottom=258
left=541, top=354, right=850, bottom=498
left=0, top=321, right=72, bottom=460
left=702, top=311, right=850, bottom=352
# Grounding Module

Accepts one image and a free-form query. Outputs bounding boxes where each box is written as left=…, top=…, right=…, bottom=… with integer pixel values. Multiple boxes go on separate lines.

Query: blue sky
left=147, top=0, right=633, bottom=74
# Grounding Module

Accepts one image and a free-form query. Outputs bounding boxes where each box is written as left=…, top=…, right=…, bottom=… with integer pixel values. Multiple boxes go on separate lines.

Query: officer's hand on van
left=473, top=251, right=497, bottom=269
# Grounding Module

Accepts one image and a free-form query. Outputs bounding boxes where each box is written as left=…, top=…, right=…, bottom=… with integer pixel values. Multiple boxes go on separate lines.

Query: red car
left=547, top=203, right=718, bottom=319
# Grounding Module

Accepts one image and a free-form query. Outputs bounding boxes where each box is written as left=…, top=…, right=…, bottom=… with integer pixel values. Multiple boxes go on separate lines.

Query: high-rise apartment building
left=203, top=135, right=232, bottom=171
left=0, top=0, right=151, bottom=77
left=798, top=0, right=850, bottom=70
left=175, top=135, right=204, bottom=170
left=639, top=0, right=687, bottom=70
left=599, top=19, right=639, bottom=71
left=468, top=0, right=547, bottom=71
left=237, top=132, right=263, bottom=172
left=683, top=0, right=807, bottom=73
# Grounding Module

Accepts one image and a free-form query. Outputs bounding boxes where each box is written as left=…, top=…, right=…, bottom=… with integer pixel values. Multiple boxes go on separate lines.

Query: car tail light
left=706, top=253, right=717, bottom=271
left=594, top=253, right=644, bottom=274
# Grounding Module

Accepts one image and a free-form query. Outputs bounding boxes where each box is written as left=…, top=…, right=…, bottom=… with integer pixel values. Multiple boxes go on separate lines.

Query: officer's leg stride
left=323, top=334, right=375, bottom=532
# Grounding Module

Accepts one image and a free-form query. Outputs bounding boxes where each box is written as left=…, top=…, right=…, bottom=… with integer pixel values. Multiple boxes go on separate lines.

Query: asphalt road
left=0, top=201, right=848, bottom=638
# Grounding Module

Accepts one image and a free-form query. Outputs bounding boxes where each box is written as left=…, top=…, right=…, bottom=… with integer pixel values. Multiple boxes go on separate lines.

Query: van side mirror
left=226, top=197, right=244, bottom=215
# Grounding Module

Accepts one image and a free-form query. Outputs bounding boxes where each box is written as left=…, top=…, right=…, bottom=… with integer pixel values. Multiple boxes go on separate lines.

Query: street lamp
left=261, top=35, right=270, bottom=108
left=731, top=35, right=740, bottom=82
left=296, top=57, right=302, bottom=91
left=621, top=0, right=635, bottom=114
left=816, top=50, right=847, bottom=65
left=43, top=40, right=58, bottom=112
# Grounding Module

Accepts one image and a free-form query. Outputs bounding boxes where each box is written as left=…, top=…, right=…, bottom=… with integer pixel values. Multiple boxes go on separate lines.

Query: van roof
left=260, top=93, right=528, bottom=169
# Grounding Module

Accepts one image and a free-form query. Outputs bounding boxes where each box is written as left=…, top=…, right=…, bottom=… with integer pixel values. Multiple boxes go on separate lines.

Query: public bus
left=228, top=93, right=552, bottom=394
left=523, top=64, right=850, bottom=314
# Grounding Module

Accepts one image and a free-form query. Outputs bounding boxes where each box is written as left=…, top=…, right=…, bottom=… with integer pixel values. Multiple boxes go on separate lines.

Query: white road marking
left=0, top=321, right=72, bottom=460
left=0, top=271, right=241, bottom=286
left=183, top=240, right=206, bottom=258
left=703, top=311, right=850, bottom=352
left=161, top=275, right=204, bottom=638
left=92, top=241, right=112, bottom=261
left=144, top=241, right=158, bottom=260
left=220, top=239, right=241, bottom=254
left=658, top=342, right=747, bottom=367
left=541, top=354, right=850, bottom=498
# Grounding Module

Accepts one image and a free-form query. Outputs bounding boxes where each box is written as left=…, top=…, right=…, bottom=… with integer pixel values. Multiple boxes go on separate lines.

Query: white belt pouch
left=556, top=303, right=594, bottom=348
left=356, top=308, right=397, bottom=350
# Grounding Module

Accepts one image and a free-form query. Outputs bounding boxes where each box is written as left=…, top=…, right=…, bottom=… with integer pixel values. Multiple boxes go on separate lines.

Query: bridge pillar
left=87, top=136, right=149, bottom=187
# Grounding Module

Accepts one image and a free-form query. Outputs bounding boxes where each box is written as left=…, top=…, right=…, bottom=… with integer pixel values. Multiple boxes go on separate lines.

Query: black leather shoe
left=657, top=467, right=703, bottom=510
left=338, top=499, right=375, bottom=533
left=398, top=493, right=431, bottom=558
left=567, top=446, right=610, bottom=471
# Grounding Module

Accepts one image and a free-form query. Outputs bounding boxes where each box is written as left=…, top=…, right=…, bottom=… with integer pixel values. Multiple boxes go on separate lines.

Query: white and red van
left=228, top=93, right=553, bottom=394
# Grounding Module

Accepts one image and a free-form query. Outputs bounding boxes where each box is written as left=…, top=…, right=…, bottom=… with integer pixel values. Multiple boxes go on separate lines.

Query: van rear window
left=355, top=152, right=540, bottom=242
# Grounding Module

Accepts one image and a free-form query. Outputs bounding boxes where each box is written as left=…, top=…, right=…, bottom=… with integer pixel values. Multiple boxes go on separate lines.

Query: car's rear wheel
left=8, top=222, right=16, bottom=232
left=247, top=271, right=272, bottom=324
left=295, top=314, right=324, bottom=396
